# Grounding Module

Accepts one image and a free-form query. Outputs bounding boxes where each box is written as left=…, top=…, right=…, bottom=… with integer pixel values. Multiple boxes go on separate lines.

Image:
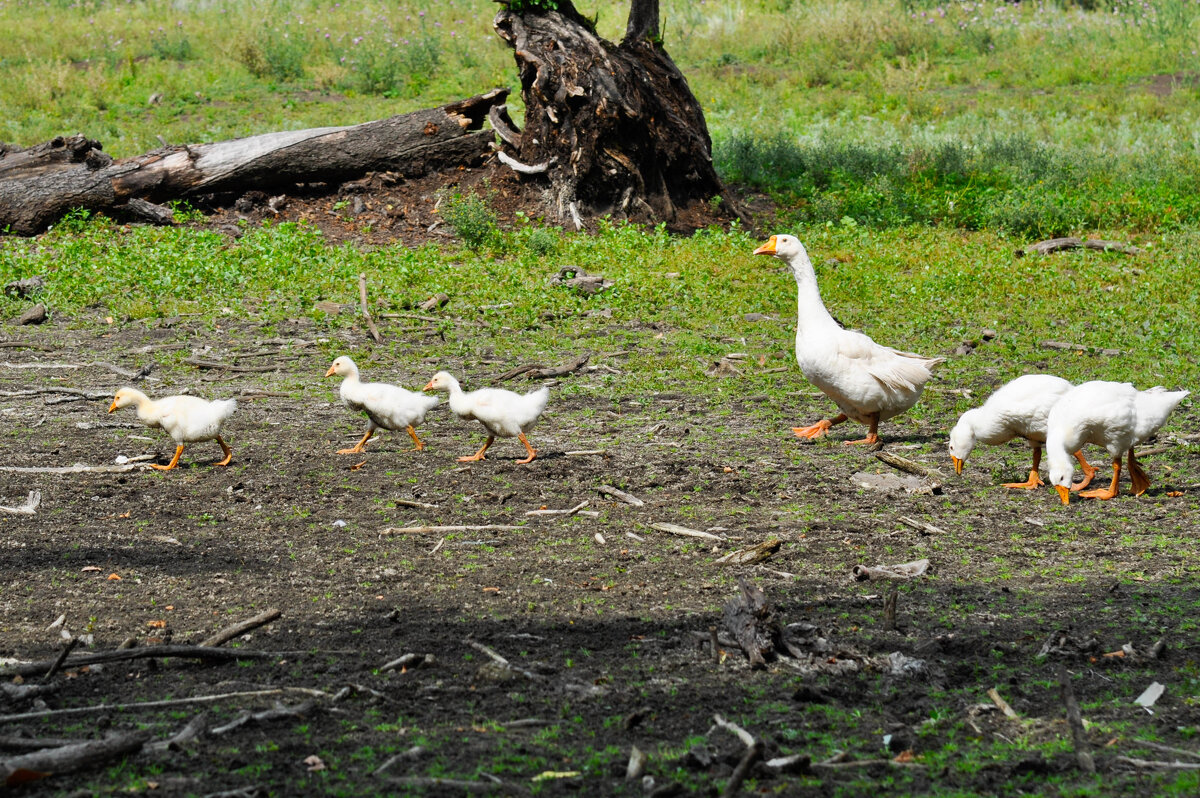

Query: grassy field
left=2, top=1, right=1199, bottom=795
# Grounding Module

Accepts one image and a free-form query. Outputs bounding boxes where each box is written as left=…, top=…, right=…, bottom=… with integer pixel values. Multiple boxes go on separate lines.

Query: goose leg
left=1128, top=450, right=1151, bottom=496
left=1003, top=443, right=1043, bottom=489
left=214, top=436, right=233, bottom=467
left=458, top=436, right=494, bottom=463
left=793, top=413, right=847, bottom=440
left=1070, top=450, right=1097, bottom=491
left=515, top=432, right=537, bottom=465
left=1079, top=459, right=1121, bottom=500
left=151, top=445, right=185, bottom=471
left=406, top=425, right=426, bottom=452
left=844, top=414, right=880, bottom=446
left=337, top=428, right=375, bottom=455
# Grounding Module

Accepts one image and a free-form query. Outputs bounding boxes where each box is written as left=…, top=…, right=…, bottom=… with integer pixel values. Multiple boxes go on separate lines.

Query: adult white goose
left=424, top=371, right=549, bottom=464
left=948, top=374, right=1096, bottom=489
left=754, top=234, right=944, bottom=445
left=1046, top=381, right=1188, bottom=504
left=108, top=388, right=237, bottom=471
left=325, top=356, right=439, bottom=454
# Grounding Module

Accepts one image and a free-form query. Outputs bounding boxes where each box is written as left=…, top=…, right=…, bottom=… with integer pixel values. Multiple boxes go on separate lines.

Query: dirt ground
left=2, top=187, right=1199, bottom=796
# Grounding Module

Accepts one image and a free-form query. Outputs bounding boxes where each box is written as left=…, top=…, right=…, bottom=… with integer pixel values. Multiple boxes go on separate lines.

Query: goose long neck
left=126, top=389, right=158, bottom=423
left=789, top=252, right=837, bottom=329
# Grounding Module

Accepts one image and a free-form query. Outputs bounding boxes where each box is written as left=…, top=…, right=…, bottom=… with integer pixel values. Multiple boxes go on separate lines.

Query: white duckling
left=108, top=387, right=237, bottom=471
left=948, top=374, right=1096, bottom=490
left=325, top=356, right=439, bottom=455
left=423, top=371, right=549, bottom=464
left=1046, top=381, right=1188, bottom=504
left=754, top=234, right=944, bottom=445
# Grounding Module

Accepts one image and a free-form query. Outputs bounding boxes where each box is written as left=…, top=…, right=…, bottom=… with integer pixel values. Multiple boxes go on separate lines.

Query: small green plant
left=441, top=190, right=499, bottom=250
left=237, top=28, right=307, bottom=82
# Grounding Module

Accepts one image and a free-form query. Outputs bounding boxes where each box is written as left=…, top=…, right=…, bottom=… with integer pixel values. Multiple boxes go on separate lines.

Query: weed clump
left=237, top=29, right=307, bottom=82
left=441, top=191, right=499, bottom=250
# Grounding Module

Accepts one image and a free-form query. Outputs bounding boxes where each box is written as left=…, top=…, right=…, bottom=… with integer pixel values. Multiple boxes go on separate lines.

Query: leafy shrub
left=237, top=29, right=307, bottom=82
left=149, top=28, right=194, bottom=62
left=441, top=191, right=499, bottom=250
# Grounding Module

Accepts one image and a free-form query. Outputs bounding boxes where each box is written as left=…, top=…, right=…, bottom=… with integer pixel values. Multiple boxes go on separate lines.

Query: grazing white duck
left=948, top=374, right=1096, bottom=490
left=754, top=234, right=944, bottom=445
left=108, top=388, right=237, bottom=471
left=325, top=356, right=439, bottom=455
left=1046, top=381, right=1188, bottom=504
left=423, top=371, right=549, bottom=464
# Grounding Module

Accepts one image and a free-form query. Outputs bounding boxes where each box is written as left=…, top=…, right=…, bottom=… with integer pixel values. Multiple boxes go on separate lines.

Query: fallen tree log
left=0, top=89, right=507, bottom=236
left=1, top=731, right=150, bottom=788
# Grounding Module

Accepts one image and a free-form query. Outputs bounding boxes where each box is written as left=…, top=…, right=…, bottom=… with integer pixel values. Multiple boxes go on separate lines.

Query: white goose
left=108, top=388, right=237, bottom=471
left=948, top=374, right=1096, bottom=489
left=325, top=356, right=439, bottom=454
left=755, top=234, right=943, bottom=445
left=1046, top=381, right=1188, bottom=504
left=424, top=371, right=549, bottom=464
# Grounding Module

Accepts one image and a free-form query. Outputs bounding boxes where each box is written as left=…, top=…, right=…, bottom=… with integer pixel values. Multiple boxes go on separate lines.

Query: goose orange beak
left=951, top=455, right=964, bottom=476
left=423, top=380, right=435, bottom=391
left=753, top=236, right=778, bottom=255
left=107, top=399, right=118, bottom=413
left=324, top=365, right=336, bottom=377
left=1055, top=485, right=1070, bottom=505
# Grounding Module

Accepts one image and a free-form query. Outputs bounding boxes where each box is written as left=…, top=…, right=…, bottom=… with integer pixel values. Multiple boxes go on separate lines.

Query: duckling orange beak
left=951, top=455, right=964, bottom=476
left=753, top=236, right=778, bottom=256
left=107, top=399, right=118, bottom=413
left=324, top=365, right=336, bottom=378
left=1055, top=485, right=1071, bottom=505
left=422, top=380, right=435, bottom=391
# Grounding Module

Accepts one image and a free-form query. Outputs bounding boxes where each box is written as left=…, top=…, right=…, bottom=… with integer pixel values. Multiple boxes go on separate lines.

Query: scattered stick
left=146, top=712, right=209, bottom=753
left=875, top=451, right=944, bottom=479
left=0, top=682, right=58, bottom=705
left=0, top=736, right=84, bottom=752
left=650, top=522, right=723, bottom=541
left=497, top=355, right=590, bottom=381
left=1016, top=237, right=1143, bottom=257
left=1057, top=665, right=1096, bottom=774
left=811, top=757, right=926, bottom=770
left=711, top=714, right=762, bottom=797
left=394, top=498, right=439, bottom=509
left=883, top=587, right=898, bottom=632
left=852, top=559, right=930, bottom=582
left=596, top=485, right=644, bottom=507
left=358, top=273, right=383, bottom=344
left=0, top=341, right=58, bottom=350
left=714, top=539, right=781, bottom=566
left=1038, top=340, right=1122, bottom=357
left=210, top=700, right=316, bottom=736
left=525, top=500, right=594, bottom=517
left=183, top=357, right=278, bottom=373
left=372, top=745, right=426, bottom=776
left=0, top=387, right=112, bottom=400
left=896, top=516, right=946, bottom=535
left=0, top=463, right=154, bottom=475
left=987, top=687, right=1020, bottom=720
left=464, top=639, right=541, bottom=682
left=0, top=730, right=150, bottom=787
left=496, top=150, right=553, bottom=175
left=380, top=653, right=434, bottom=672
left=0, top=490, right=41, bottom=516
left=722, top=579, right=779, bottom=669
left=711, top=714, right=756, bottom=750
left=41, top=637, right=80, bottom=683
left=0, top=644, right=289, bottom=678
left=1132, top=740, right=1200, bottom=761
left=429, top=537, right=445, bottom=555
left=380, top=524, right=523, bottom=535
left=709, top=626, right=720, bottom=664
left=564, top=449, right=606, bottom=457
left=199, top=608, right=281, bottom=648
left=1114, top=756, right=1200, bottom=771
left=626, top=746, right=648, bottom=780
left=0, top=687, right=329, bottom=724
left=384, top=776, right=513, bottom=793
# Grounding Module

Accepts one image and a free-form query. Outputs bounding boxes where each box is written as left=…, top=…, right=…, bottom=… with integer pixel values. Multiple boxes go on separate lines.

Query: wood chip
left=649, top=522, right=723, bottom=541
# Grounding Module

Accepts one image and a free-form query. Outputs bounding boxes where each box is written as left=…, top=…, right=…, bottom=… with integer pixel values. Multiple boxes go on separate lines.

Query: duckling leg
left=1079, top=459, right=1121, bottom=500
left=151, top=445, right=185, bottom=471
left=1128, top=450, right=1151, bottom=496
left=214, top=436, right=233, bottom=467
left=1003, top=443, right=1044, bottom=489
left=793, top=413, right=847, bottom=439
left=337, top=428, right=375, bottom=455
left=406, top=425, right=426, bottom=452
left=515, top=433, right=537, bottom=465
left=843, top=414, right=880, bottom=446
left=458, top=436, right=494, bottom=463
left=1070, top=450, right=1097, bottom=491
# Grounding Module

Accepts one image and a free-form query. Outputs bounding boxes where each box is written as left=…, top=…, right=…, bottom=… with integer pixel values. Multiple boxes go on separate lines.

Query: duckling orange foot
left=406, top=426, right=426, bottom=452
left=1003, top=470, right=1043, bottom=489
left=1079, top=461, right=1121, bottom=500
left=842, top=414, right=879, bottom=446
left=843, top=432, right=880, bottom=446
left=458, top=437, right=494, bottom=463
left=793, top=420, right=832, bottom=439
left=214, top=436, right=233, bottom=467
left=337, top=430, right=374, bottom=455
left=1070, top=450, right=1097, bottom=491
left=515, top=432, right=537, bottom=465
left=151, top=445, right=185, bottom=471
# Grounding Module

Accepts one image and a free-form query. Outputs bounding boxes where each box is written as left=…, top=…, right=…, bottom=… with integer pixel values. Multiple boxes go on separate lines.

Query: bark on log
left=0, top=90, right=507, bottom=236
left=722, top=578, right=781, bottom=669
left=492, top=0, right=745, bottom=229
left=1, top=731, right=150, bottom=788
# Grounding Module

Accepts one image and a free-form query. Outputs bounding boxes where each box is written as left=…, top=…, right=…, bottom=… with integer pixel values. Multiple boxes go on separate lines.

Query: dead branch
left=1057, top=665, right=1095, bottom=774
left=650, top=522, right=723, bottom=541
left=497, top=150, right=553, bottom=175
left=0, top=682, right=58, bottom=706
left=0, top=687, right=329, bottom=724
left=1016, top=237, right=1143, bottom=257
left=711, top=714, right=756, bottom=748
left=0, top=490, right=40, bottom=516
left=525, top=500, right=595, bottom=517
left=0, top=463, right=152, bottom=475
left=896, top=516, right=946, bottom=535
left=1132, top=740, right=1200, bottom=761
left=199, top=608, right=281, bottom=648
left=0, top=361, right=149, bottom=380
left=41, top=637, right=80, bottom=683
left=987, top=687, right=1020, bottom=720
left=596, top=485, right=644, bottom=507
left=464, top=639, right=542, bottom=682
left=380, top=524, right=523, bottom=535
left=0, top=644, right=288, bottom=678
left=497, top=355, right=590, bottom=381
left=384, top=776, right=515, bottom=793
left=0, top=736, right=84, bottom=752
left=0, top=730, right=150, bottom=788
left=0, top=341, right=58, bottom=351
left=1039, top=340, right=1122, bottom=357
left=1115, top=756, right=1200, bottom=771
left=394, top=498, right=439, bottom=509
left=714, top=539, right=781, bottom=567
left=852, top=559, right=930, bottom=582
left=564, top=449, right=606, bottom=456
left=145, top=712, right=209, bottom=753
left=357, top=273, right=383, bottom=344
left=722, top=579, right=780, bottom=669
left=875, top=451, right=944, bottom=479
left=381, top=653, right=434, bottom=672
left=0, top=387, right=112, bottom=400
left=183, top=357, right=279, bottom=373
left=372, top=745, right=426, bottom=776
left=209, top=700, right=316, bottom=736
left=811, top=757, right=926, bottom=770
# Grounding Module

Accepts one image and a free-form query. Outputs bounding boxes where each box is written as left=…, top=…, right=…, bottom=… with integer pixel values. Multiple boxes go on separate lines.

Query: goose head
left=325, top=356, right=357, bottom=378
left=947, top=413, right=977, bottom=476
left=753, top=234, right=810, bottom=263
left=424, top=371, right=457, bottom=393
left=108, top=387, right=142, bottom=414
left=1047, top=456, right=1074, bottom=505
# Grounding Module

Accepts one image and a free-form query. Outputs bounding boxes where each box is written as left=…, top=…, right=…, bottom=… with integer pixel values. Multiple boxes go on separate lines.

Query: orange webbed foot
left=793, top=420, right=833, bottom=439
left=1003, top=470, right=1043, bottom=490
